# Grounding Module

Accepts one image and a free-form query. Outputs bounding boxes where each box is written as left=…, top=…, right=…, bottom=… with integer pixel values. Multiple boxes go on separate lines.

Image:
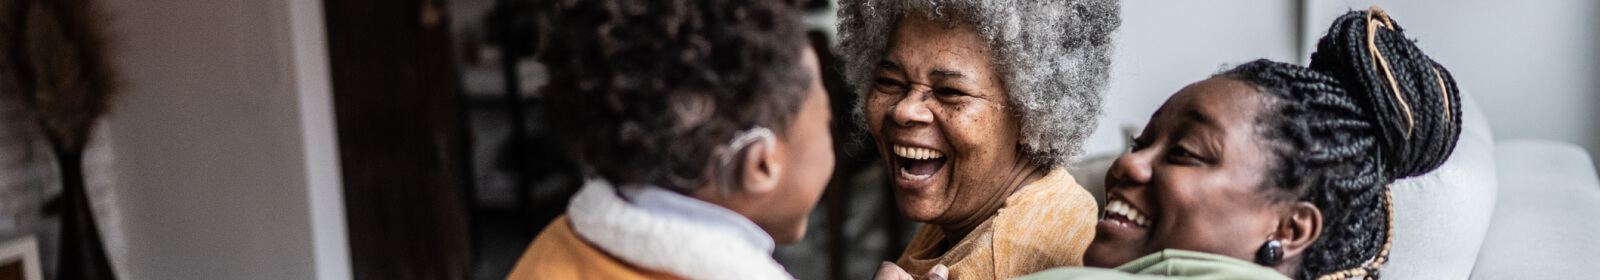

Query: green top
left=1012, top=249, right=1291, bottom=280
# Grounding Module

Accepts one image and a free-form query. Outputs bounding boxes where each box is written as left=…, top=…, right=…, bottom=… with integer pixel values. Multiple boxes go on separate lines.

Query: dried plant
left=1, top=0, right=120, bottom=279
left=5, top=0, right=120, bottom=153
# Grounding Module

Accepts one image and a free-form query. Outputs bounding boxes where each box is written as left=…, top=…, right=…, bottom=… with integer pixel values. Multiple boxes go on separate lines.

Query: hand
left=927, top=264, right=948, bottom=280
left=873, top=262, right=911, bottom=280
left=873, top=262, right=948, bottom=280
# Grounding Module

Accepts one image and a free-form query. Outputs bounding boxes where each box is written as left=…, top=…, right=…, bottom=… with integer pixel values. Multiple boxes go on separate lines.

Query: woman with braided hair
left=1017, top=7, right=1461, bottom=280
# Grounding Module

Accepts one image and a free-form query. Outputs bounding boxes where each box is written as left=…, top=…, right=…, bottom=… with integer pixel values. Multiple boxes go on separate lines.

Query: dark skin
left=1083, top=78, right=1323, bottom=277
left=695, top=46, right=834, bottom=245
left=865, top=12, right=1048, bottom=247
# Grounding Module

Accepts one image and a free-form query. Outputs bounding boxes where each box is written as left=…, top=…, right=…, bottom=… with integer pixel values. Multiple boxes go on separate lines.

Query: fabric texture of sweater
left=896, top=168, right=1099, bottom=280
left=506, top=179, right=793, bottom=280
left=1011, top=249, right=1291, bottom=280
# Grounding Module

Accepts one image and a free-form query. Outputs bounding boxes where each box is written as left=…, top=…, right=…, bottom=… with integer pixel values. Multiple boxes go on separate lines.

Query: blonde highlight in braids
left=1217, top=7, right=1461, bottom=280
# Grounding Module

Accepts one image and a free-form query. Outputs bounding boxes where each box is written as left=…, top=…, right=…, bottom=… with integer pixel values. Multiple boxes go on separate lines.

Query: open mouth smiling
left=891, top=144, right=947, bottom=181
left=1102, top=198, right=1151, bottom=229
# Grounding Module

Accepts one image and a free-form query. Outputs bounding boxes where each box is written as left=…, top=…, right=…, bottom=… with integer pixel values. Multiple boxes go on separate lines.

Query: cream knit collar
left=567, top=179, right=794, bottom=280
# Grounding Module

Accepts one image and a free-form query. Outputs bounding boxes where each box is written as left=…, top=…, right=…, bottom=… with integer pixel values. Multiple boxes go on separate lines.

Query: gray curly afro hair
left=836, top=0, right=1120, bottom=167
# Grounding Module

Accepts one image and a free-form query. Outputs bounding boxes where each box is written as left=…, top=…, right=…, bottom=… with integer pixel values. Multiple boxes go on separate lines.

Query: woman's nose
left=891, top=88, right=934, bottom=127
left=1107, top=149, right=1153, bottom=189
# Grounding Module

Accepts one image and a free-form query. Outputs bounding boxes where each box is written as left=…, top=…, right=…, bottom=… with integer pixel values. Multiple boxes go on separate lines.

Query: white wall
left=1086, top=0, right=1600, bottom=164
left=1306, top=0, right=1600, bottom=160
left=1085, top=0, right=1304, bottom=154
left=98, top=0, right=349, bottom=278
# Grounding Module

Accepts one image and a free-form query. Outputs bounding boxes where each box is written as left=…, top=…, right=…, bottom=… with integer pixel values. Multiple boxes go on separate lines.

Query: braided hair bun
left=1216, top=7, right=1461, bottom=280
left=1308, top=8, right=1463, bottom=179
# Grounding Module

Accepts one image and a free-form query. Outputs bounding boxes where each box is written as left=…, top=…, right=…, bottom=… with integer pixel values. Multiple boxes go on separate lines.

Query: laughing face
left=1084, top=78, right=1294, bottom=268
left=865, top=14, right=1038, bottom=229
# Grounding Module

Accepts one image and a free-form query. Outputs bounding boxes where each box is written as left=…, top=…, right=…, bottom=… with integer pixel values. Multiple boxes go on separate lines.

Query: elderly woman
left=1019, top=8, right=1462, bottom=279
left=836, top=1, right=1120, bottom=279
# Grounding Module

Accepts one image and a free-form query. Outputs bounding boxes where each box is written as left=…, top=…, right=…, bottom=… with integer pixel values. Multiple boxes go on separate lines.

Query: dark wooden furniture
left=323, top=0, right=473, bottom=279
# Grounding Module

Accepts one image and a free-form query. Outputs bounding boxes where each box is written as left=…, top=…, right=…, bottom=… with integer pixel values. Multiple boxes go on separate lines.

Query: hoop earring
left=1257, top=239, right=1283, bottom=266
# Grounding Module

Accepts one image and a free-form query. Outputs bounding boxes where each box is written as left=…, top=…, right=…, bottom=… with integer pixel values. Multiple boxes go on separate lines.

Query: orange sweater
left=895, top=169, right=1099, bottom=280
left=506, top=216, right=686, bottom=280
left=505, top=180, right=792, bottom=280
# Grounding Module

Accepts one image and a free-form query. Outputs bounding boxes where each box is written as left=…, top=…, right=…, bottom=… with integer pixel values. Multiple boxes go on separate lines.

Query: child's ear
left=739, top=139, right=782, bottom=195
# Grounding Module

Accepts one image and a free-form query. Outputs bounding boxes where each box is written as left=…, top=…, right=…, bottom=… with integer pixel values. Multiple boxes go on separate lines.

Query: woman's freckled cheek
left=968, top=112, right=991, bottom=130
left=866, top=96, right=889, bottom=131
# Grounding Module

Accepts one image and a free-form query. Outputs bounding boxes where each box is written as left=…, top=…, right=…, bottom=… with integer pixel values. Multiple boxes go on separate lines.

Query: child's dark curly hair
left=535, top=0, right=810, bottom=193
left=1217, top=8, right=1461, bottom=280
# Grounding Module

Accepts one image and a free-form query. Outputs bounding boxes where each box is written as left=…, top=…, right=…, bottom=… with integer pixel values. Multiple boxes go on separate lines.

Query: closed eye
left=932, top=87, right=968, bottom=97
left=1167, top=147, right=1193, bottom=158
left=1164, top=145, right=1206, bottom=164
left=874, top=78, right=906, bottom=94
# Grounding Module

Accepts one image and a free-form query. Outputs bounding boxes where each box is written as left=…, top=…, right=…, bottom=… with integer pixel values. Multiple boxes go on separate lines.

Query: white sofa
left=1468, top=140, right=1600, bottom=279
left=1071, top=93, right=1600, bottom=279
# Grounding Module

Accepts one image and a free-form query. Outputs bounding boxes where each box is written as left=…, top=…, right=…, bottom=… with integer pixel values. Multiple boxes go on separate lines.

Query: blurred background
left=0, top=0, right=1595, bottom=279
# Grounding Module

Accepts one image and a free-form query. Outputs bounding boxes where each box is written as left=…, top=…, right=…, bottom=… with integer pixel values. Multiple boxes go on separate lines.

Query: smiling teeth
left=1103, top=200, right=1150, bottom=227
left=893, top=145, right=945, bottom=160
left=893, top=145, right=942, bottom=181
left=899, top=168, right=931, bottom=180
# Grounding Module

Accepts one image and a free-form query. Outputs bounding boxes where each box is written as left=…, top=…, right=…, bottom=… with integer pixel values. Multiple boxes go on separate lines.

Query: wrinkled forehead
left=899, top=5, right=981, bottom=29
left=888, top=10, right=987, bottom=49
left=881, top=12, right=995, bottom=78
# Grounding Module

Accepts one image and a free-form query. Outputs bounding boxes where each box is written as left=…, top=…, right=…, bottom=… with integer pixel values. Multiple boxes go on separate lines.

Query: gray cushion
left=1377, top=93, right=1499, bottom=279
left=1069, top=152, right=1115, bottom=210
left=1468, top=140, right=1600, bottom=280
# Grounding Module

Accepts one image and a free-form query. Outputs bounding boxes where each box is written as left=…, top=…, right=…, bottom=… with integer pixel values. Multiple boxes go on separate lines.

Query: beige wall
left=98, top=0, right=349, bottom=278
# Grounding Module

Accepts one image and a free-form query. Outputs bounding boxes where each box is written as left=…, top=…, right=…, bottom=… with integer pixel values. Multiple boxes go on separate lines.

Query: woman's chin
left=1084, top=232, right=1148, bottom=268
left=888, top=168, right=951, bottom=221
left=890, top=192, right=947, bottom=223
left=1083, top=244, right=1141, bottom=268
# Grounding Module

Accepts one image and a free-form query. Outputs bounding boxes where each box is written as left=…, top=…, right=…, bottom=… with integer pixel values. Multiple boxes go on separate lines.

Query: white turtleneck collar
left=565, top=179, right=793, bottom=280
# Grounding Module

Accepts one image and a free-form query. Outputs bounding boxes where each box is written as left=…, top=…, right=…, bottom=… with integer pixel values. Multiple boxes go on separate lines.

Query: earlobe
left=1276, top=202, right=1324, bottom=259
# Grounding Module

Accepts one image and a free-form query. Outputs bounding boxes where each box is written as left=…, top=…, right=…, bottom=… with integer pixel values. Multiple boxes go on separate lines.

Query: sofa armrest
left=1469, top=140, right=1600, bottom=280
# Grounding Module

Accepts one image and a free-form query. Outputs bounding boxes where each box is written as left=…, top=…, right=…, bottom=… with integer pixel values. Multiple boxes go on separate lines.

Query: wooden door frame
left=322, top=0, right=473, bottom=278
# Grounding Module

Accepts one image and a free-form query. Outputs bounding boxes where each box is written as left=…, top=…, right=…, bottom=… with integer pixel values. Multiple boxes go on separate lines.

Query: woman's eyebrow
left=929, top=68, right=969, bottom=82
left=877, top=60, right=901, bottom=71
left=1185, top=109, right=1219, bottom=129
left=1177, top=109, right=1228, bottom=154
